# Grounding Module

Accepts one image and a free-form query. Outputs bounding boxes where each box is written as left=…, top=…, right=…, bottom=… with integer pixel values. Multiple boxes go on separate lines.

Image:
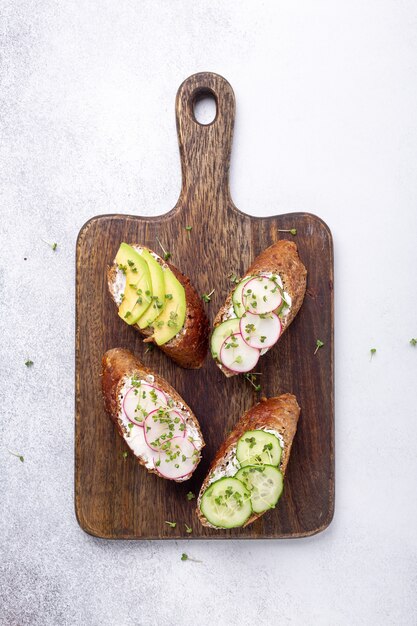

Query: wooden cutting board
left=75, top=72, right=334, bottom=539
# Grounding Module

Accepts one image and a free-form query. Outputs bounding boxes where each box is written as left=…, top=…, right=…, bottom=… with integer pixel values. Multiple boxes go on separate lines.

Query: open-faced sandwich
left=211, top=240, right=307, bottom=376
left=108, top=243, right=209, bottom=369
left=197, top=394, right=299, bottom=528
left=102, top=348, right=204, bottom=481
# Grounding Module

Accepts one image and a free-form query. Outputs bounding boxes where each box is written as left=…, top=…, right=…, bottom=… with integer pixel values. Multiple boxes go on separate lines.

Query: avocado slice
left=115, top=243, right=152, bottom=324
left=136, top=248, right=166, bottom=329
left=152, top=268, right=186, bottom=345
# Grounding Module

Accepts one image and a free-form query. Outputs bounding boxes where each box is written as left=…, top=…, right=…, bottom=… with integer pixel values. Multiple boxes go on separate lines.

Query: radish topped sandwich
left=102, top=348, right=204, bottom=481
left=197, top=394, right=299, bottom=529
left=108, top=243, right=209, bottom=369
left=211, top=241, right=307, bottom=376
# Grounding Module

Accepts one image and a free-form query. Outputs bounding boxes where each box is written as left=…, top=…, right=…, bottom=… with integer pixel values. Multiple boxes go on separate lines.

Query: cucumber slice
left=236, top=430, right=282, bottom=467
left=235, top=465, right=283, bottom=513
left=200, top=477, right=252, bottom=528
left=210, top=319, right=240, bottom=359
left=232, top=277, right=254, bottom=317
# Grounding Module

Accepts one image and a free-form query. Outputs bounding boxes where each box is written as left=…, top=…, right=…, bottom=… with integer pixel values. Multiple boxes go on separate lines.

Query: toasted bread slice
left=213, top=240, right=307, bottom=376
left=108, top=246, right=209, bottom=369
left=102, top=348, right=204, bottom=481
left=197, top=394, right=300, bottom=527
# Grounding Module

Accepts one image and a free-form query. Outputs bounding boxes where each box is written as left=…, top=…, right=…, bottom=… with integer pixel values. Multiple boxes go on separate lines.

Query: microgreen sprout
left=410, top=338, right=417, bottom=346
left=42, top=239, right=58, bottom=251
left=370, top=348, right=377, bottom=360
left=244, top=373, right=262, bottom=392
left=229, top=272, right=240, bottom=285
left=186, top=491, right=195, bottom=501
left=277, top=228, right=297, bottom=236
left=156, top=237, right=171, bottom=261
left=25, top=360, right=34, bottom=367
left=181, top=553, right=202, bottom=563
left=144, top=344, right=154, bottom=355
left=8, top=450, right=24, bottom=462
left=202, top=289, right=215, bottom=303
left=165, top=521, right=177, bottom=528
left=185, top=225, right=192, bottom=238
left=184, top=524, right=193, bottom=534
left=314, top=339, right=324, bottom=355
left=122, top=451, right=128, bottom=459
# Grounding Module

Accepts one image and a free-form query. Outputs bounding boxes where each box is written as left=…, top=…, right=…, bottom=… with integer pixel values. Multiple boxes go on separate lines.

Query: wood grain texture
left=75, top=72, right=334, bottom=539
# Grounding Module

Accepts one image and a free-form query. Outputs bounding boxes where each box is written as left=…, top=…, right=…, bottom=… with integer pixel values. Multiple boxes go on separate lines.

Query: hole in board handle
left=193, top=90, right=217, bottom=126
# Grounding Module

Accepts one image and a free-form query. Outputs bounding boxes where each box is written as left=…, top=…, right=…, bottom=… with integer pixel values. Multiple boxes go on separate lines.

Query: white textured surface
left=1, top=1, right=417, bottom=625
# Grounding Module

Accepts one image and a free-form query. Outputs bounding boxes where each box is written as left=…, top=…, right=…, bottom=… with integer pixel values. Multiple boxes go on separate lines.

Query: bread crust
left=196, top=394, right=300, bottom=527
left=107, top=247, right=209, bottom=369
left=102, top=347, right=204, bottom=480
left=213, top=240, right=307, bottom=376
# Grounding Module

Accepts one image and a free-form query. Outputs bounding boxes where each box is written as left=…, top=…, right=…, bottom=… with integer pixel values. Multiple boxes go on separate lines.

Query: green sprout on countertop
left=25, top=360, right=34, bottom=367
left=370, top=348, right=377, bottom=360
left=8, top=450, right=24, bottom=462
left=314, top=339, right=324, bottom=355
left=42, top=239, right=58, bottom=251
left=410, top=338, right=417, bottom=346
left=181, top=553, right=202, bottom=563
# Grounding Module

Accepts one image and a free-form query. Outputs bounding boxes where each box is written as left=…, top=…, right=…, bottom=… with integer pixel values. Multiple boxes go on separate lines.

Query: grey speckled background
left=1, top=1, right=417, bottom=625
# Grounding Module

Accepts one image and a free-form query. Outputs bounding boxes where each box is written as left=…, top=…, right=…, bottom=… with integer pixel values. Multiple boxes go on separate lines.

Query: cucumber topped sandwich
left=197, top=394, right=299, bottom=528
left=211, top=241, right=307, bottom=376
left=108, top=243, right=209, bottom=369
left=102, top=348, right=204, bottom=481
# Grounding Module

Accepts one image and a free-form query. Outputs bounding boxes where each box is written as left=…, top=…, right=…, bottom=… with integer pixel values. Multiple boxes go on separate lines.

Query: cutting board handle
left=175, top=72, right=235, bottom=205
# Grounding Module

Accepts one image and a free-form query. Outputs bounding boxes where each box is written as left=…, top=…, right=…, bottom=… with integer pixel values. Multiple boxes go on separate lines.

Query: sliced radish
left=242, top=276, right=282, bottom=315
left=154, top=436, right=199, bottom=480
left=123, top=383, right=167, bottom=426
left=219, top=333, right=260, bottom=373
left=144, top=409, right=185, bottom=451
left=240, top=311, right=282, bottom=349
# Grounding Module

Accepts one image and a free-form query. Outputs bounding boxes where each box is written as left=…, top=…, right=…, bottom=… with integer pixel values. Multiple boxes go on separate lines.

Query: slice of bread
left=102, top=348, right=204, bottom=481
left=213, top=240, right=307, bottom=376
left=108, top=246, right=209, bottom=369
left=197, top=394, right=300, bottom=527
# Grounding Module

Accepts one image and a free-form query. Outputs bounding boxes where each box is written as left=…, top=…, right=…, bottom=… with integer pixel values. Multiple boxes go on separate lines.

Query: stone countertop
left=1, top=1, right=416, bottom=625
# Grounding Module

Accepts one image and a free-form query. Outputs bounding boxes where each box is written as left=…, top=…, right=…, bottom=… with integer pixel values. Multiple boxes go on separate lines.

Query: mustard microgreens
left=202, top=289, right=215, bottom=303
left=277, top=228, right=297, bottom=236
left=156, top=237, right=171, bottom=261
left=314, top=339, right=324, bottom=355
left=244, top=373, right=262, bottom=392
left=410, top=338, right=417, bottom=346
left=370, top=348, right=377, bottom=360
left=42, top=238, right=58, bottom=251
left=229, top=272, right=240, bottom=284
left=185, top=524, right=193, bottom=534
left=165, top=521, right=177, bottom=528
left=25, top=360, right=34, bottom=367
left=8, top=450, right=24, bottom=462
left=186, top=491, right=195, bottom=501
